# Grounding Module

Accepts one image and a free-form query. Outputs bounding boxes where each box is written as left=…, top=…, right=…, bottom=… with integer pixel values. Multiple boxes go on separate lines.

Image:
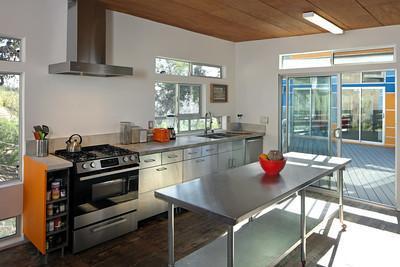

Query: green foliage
left=0, top=87, right=19, bottom=117
left=0, top=118, right=19, bottom=166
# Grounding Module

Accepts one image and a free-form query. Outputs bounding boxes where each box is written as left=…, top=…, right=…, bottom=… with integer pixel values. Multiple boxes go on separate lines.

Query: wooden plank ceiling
left=100, top=0, right=400, bottom=42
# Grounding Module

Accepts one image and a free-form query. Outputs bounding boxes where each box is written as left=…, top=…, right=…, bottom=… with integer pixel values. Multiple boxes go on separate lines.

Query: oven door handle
left=91, top=217, right=128, bottom=233
left=80, top=167, right=139, bottom=181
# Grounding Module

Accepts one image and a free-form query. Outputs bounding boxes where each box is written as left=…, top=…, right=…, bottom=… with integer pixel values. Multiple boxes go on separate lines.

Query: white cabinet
left=183, top=154, right=218, bottom=182
left=138, top=191, right=168, bottom=221
left=218, top=141, right=245, bottom=171
left=139, top=162, right=182, bottom=193
left=162, top=150, right=183, bottom=165
left=138, top=161, right=182, bottom=220
left=184, top=147, right=202, bottom=160
left=140, top=153, right=162, bottom=169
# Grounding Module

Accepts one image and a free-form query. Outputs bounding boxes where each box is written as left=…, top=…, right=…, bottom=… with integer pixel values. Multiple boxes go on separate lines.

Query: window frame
left=155, top=57, right=224, bottom=79
left=279, top=46, right=396, bottom=70
left=190, top=62, right=223, bottom=79
left=0, top=216, right=20, bottom=241
left=155, top=57, right=190, bottom=77
left=0, top=36, right=22, bottom=63
left=0, top=72, right=22, bottom=184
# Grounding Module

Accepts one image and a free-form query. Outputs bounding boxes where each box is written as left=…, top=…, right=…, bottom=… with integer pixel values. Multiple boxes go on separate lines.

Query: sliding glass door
left=281, top=75, right=340, bottom=156
left=281, top=74, right=341, bottom=190
left=342, top=87, right=384, bottom=143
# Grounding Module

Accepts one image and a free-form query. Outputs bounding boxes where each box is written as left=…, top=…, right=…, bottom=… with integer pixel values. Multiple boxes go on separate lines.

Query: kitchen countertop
left=116, top=132, right=264, bottom=155
left=155, top=152, right=351, bottom=225
left=28, top=154, right=73, bottom=171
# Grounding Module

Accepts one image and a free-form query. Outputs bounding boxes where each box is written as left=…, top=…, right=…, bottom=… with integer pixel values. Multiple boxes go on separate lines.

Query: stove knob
left=90, top=162, right=96, bottom=168
left=130, top=155, right=136, bottom=161
left=123, top=156, right=129, bottom=162
left=82, top=163, right=88, bottom=169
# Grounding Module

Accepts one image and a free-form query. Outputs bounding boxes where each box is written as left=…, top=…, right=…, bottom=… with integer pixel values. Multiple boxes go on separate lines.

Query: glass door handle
left=334, top=128, right=342, bottom=138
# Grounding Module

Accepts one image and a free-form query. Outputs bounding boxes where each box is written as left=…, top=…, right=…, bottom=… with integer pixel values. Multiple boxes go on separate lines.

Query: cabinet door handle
left=167, top=154, right=178, bottom=159
left=188, top=151, right=199, bottom=155
left=144, top=159, right=156, bottom=163
left=156, top=167, right=168, bottom=172
left=196, top=159, right=205, bottom=163
left=91, top=218, right=127, bottom=233
left=205, top=148, right=215, bottom=152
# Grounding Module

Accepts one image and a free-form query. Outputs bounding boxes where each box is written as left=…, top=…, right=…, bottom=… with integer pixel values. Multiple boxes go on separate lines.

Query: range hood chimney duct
left=49, top=0, right=133, bottom=77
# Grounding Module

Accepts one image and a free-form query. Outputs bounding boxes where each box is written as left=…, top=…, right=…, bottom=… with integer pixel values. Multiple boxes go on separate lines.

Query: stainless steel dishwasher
left=245, top=137, right=263, bottom=164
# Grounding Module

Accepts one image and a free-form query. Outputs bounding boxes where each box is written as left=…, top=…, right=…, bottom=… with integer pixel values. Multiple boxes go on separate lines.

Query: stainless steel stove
left=55, top=144, right=139, bottom=253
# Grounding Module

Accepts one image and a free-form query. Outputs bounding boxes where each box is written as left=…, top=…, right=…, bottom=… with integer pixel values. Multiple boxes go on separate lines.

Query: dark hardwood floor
left=1, top=192, right=400, bottom=267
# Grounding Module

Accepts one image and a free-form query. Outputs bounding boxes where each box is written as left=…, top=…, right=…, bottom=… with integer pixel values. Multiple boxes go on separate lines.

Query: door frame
left=279, top=72, right=342, bottom=157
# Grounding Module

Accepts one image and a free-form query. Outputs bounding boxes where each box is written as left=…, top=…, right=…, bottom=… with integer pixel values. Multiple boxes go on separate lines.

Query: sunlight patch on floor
left=317, top=218, right=400, bottom=267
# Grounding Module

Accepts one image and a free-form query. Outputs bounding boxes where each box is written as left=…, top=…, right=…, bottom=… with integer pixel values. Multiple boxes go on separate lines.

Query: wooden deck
left=288, top=136, right=395, bottom=206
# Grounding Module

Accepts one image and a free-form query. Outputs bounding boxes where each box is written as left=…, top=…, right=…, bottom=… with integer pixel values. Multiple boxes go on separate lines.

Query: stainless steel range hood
left=49, top=0, right=133, bottom=77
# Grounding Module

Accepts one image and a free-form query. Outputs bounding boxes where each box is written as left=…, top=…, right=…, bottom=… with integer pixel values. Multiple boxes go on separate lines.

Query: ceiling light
left=303, top=12, right=344, bottom=34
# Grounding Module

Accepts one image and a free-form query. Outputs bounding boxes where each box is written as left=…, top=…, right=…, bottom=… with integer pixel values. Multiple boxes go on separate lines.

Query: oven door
left=73, top=166, right=139, bottom=218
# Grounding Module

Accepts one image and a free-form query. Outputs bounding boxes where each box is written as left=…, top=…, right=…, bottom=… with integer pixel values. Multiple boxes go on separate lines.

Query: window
left=155, top=57, right=223, bottom=78
left=0, top=217, right=17, bottom=239
left=155, top=57, right=189, bottom=76
left=342, top=72, right=361, bottom=84
left=362, top=71, right=385, bottom=83
left=334, top=47, right=394, bottom=65
left=0, top=73, right=20, bottom=183
left=191, top=63, right=222, bottom=78
left=280, top=46, right=395, bottom=70
left=280, top=51, right=332, bottom=69
left=0, top=37, right=21, bottom=62
left=155, top=82, right=222, bottom=133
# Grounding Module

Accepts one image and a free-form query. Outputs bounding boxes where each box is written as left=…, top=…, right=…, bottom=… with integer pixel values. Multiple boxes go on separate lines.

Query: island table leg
left=227, top=225, right=234, bottom=267
left=300, top=189, right=306, bottom=266
left=338, top=169, right=346, bottom=230
left=168, top=203, right=175, bottom=267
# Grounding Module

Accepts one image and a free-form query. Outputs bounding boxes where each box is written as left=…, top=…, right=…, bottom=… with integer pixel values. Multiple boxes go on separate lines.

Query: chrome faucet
left=204, top=112, right=213, bottom=135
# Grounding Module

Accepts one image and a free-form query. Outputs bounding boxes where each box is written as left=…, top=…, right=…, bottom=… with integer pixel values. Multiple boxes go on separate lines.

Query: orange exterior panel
left=386, top=93, right=395, bottom=110
left=23, top=156, right=47, bottom=254
left=385, top=110, right=395, bottom=127
left=385, top=127, right=396, bottom=137
left=385, top=137, right=396, bottom=147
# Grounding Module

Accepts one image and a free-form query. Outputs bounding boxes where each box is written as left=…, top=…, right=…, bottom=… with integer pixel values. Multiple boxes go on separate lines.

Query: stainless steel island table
left=155, top=152, right=351, bottom=267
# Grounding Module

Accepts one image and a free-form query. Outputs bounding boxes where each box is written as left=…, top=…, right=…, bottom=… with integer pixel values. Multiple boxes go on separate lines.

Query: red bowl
left=259, top=156, right=286, bottom=176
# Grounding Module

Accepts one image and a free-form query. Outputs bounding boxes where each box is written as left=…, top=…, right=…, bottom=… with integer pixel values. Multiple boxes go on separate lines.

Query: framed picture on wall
left=210, top=84, right=228, bottom=103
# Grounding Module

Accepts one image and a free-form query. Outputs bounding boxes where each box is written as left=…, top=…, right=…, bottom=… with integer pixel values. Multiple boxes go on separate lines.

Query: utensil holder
left=35, top=140, right=49, bottom=157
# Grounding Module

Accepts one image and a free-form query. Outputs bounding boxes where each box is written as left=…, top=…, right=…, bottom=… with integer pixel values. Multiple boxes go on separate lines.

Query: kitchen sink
left=197, top=133, right=238, bottom=139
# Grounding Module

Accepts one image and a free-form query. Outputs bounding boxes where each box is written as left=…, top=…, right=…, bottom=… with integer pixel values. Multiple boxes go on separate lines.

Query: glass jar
left=120, top=122, right=132, bottom=145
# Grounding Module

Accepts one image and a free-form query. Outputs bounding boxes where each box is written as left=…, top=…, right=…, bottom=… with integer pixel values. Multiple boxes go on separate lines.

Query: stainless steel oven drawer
left=74, top=199, right=138, bottom=229
left=73, top=211, right=137, bottom=253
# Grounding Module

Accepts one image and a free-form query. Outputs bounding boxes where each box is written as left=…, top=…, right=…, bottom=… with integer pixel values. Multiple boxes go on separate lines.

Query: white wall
left=0, top=0, right=235, bottom=140
left=235, top=25, right=400, bottom=151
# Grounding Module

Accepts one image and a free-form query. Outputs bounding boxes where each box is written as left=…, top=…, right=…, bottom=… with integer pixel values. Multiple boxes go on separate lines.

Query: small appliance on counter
left=153, top=128, right=170, bottom=143
left=166, top=115, right=176, bottom=140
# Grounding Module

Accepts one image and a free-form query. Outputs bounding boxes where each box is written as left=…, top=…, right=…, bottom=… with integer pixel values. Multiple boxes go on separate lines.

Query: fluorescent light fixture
left=303, top=12, right=344, bottom=34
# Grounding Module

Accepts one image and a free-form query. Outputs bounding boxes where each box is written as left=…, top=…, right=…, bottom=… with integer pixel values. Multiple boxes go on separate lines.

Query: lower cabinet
left=138, top=161, right=182, bottom=220
left=138, top=191, right=168, bottom=221
left=183, top=154, right=218, bottom=182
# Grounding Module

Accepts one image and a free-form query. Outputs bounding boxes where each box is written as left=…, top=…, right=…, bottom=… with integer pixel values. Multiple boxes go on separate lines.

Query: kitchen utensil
left=33, top=131, right=40, bottom=140
left=42, top=125, right=49, bottom=138
left=34, top=125, right=43, bottom=133
left=166, top=115, right=176, bottom=140
left=66, top=134, right=82, bottom=153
